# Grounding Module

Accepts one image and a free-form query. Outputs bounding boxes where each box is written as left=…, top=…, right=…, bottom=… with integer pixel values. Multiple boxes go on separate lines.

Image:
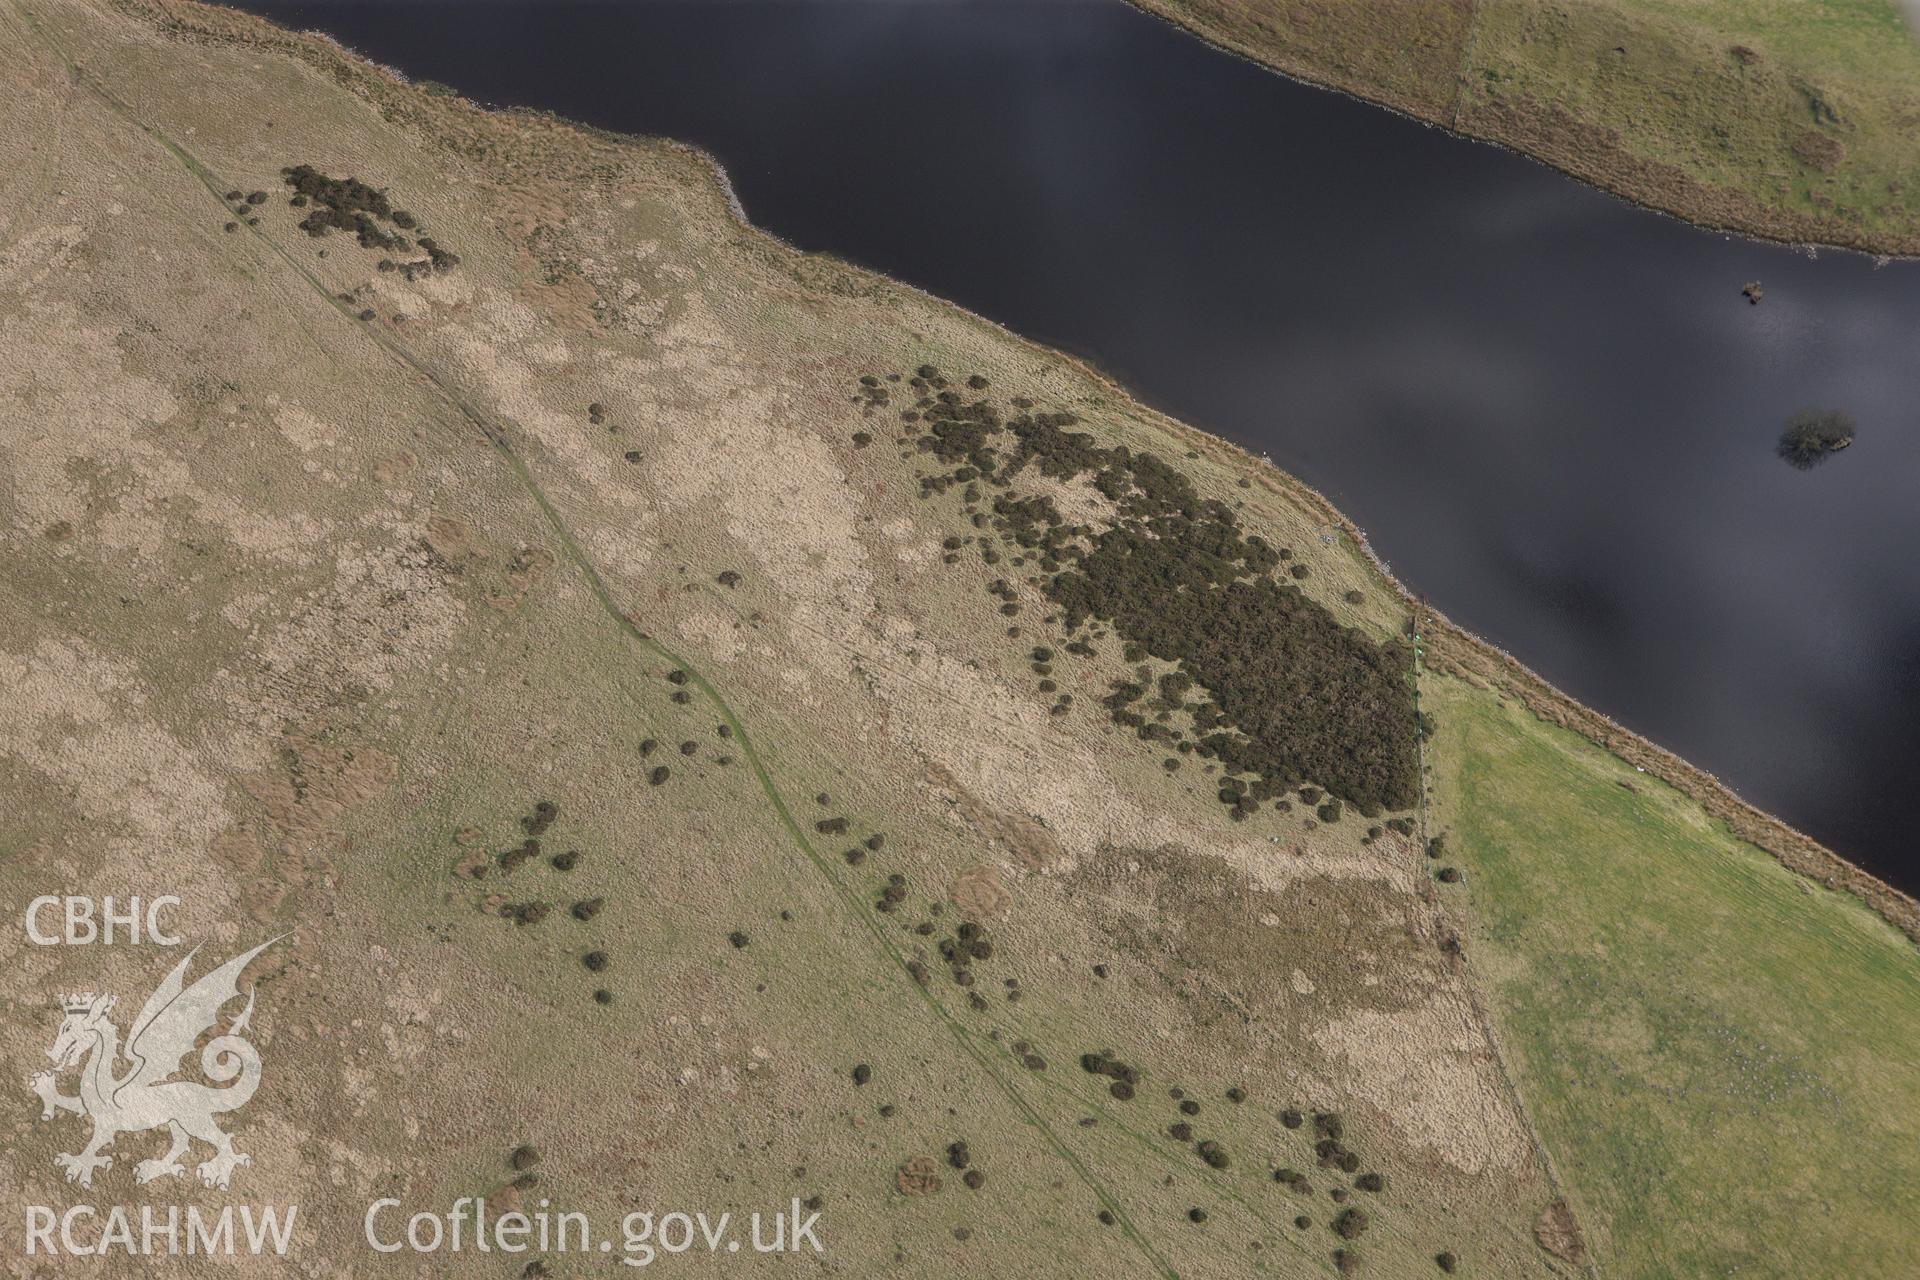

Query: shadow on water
left=232, top=0, right=1920, bottom=893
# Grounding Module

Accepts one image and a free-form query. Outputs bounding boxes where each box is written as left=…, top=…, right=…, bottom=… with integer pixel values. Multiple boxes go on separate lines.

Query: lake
left=233, top=0, right=1920, bottom=894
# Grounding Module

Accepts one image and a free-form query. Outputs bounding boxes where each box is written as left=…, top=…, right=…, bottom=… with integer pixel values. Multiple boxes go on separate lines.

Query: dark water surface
left=235, top=0, right=1920, bottom=892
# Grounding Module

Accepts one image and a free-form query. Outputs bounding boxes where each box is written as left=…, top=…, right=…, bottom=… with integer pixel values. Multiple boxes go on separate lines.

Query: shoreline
left=1121, top=0, right=1920, bottom=265
left=123, top=0, right=1920, bottom=946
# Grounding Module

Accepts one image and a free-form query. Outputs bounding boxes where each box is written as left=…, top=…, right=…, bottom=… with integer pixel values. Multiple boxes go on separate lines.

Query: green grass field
left=1426, top=674, right=1920, bottom=1277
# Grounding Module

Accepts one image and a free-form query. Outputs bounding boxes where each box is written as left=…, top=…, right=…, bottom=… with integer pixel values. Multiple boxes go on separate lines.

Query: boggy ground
left=1129, top=0, right=1920, bottom=257
left=0, top=2, right=1915, bottom=1278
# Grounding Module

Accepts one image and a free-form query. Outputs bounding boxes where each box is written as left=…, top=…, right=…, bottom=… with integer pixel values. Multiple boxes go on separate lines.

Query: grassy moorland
left=1132, top=0, right=1920, bottom=254
left=0, top=0, right=1915, bottom=1276
left=1425, top=674, right=1920, bottom=1277
left=0, top=1, right=1562, bottom=1274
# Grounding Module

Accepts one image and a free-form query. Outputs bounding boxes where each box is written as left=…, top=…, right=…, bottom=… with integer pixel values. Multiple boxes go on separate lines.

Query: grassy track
left=10, top=8, right=1195, bottom=1270
left=1426, top=674, right=1920, bottom=1277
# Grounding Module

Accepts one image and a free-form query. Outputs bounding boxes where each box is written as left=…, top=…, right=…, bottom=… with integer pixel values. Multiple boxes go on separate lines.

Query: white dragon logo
left=27, top=938, right=278, bottom=1190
